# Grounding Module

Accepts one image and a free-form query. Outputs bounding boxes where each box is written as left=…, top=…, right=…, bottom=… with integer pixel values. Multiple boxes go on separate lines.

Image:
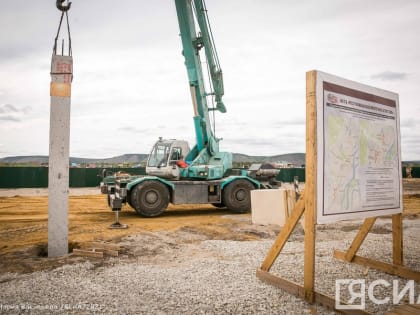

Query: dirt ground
left=0, top=179, right=419, bottom=274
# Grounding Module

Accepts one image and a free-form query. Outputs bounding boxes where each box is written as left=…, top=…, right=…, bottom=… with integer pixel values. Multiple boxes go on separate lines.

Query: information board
left=315, top=71, right=402, bottom=224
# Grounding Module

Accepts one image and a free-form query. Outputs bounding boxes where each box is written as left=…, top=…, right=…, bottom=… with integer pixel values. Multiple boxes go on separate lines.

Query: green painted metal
left=0, top=167, right=146, bottom=188
left=276, top=168, right=306, bottom=183
left=220, top=175, right=261, bottom=190
left=0, top=167, right=48, bottom=188
left=175, top=0, right=207, bottom=151
left=192, top=0, right=225, bottom=113
left=174, top=0, right=232, bottom=180
left=70, top=168, right=100, bottom=187
left=403, top=166, right=420, bottom=178
left=192, top=117, right=203, bottom=151
left=126, top=176, right=175, bottom=191
left=0, top=166, right=417, bottom=189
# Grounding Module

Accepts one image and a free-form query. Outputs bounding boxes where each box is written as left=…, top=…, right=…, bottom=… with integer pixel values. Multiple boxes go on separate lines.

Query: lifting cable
left=53, top=0, right=72, bottom=56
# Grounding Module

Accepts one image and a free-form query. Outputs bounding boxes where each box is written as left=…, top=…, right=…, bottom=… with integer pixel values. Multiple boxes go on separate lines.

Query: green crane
left=101, top=0, right=279, bottom=217
left=148, top=0, right=231, bottom=181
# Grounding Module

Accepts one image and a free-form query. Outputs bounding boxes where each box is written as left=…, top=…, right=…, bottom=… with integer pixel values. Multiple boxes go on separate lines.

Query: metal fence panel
left=0, top=167, right=146, bottom=188
left=276, top=168, right=306, bottom=183
left=0, top=166, right=417, bottom=188
left=0, top=167, right=48, bottom=188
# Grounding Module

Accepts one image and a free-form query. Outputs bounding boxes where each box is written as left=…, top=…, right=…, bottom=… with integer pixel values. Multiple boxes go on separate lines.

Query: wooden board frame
left=256, top=70, right=420, bottom=314
left=334, top=213, right=420, bottom=282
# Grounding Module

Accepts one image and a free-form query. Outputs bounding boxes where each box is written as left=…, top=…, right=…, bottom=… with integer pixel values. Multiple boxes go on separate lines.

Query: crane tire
left=131, top=181, right=169, bottom=217
left=127, top=190, right=134, bottom=208
left=223, top=179, right=254, bottom=213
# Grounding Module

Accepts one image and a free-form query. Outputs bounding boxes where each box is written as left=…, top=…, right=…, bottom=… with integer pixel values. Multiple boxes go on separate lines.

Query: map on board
left=320, top=80, right=402, bottom=222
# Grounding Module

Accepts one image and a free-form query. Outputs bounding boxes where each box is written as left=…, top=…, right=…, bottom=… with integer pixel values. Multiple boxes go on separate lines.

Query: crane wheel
left=131, top=181, right=169, bottom=217
left=223, top=179, right=254, bottom=213
left=127, top=190, right=134, bottom=208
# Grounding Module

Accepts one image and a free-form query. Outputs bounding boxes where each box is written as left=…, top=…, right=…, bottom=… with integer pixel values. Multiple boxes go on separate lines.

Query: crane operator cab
left=146, top=137, right=190, bottom=180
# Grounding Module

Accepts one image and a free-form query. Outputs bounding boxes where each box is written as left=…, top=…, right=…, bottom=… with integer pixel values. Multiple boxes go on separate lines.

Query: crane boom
left=174, top=0, right=232, bottom=180
left=190, top=0, right=225, bottom=113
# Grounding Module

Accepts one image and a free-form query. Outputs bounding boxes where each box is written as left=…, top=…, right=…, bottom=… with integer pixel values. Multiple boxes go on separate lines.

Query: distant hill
left=87, top=154, right=149, bottom=164
left=0, top=154, right=148, bottom=165
left=2, top=154, right=418, bottom=167
left=233, top=153, right=305, bottom=166
left=0, top=153, right=304, bottom=165
left=0, top=155, right=50, bottom=164
left=402, top=161, right=420, bottom=166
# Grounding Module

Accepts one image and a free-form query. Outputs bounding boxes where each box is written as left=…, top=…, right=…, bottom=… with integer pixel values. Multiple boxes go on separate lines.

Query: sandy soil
left=0, top=187, right=100, bottom=197
left=0, top=193, right=277, bottom=273
left=0, top=179, right=419, bottom=274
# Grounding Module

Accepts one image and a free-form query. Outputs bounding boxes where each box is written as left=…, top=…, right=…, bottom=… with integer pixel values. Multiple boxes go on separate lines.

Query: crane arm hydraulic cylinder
left=174, top=0, right=226, bottom=155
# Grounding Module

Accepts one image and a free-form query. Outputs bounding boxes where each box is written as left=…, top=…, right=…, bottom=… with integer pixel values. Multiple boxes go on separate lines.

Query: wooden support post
left=72, top=248, right=104, bottom=258
left=303, top=70, right=317, bottom=303
left=344, top=217, right=376, bottom=262
left=333, top=214, right=420, bottom=281
left=392, top=213, right=403, bottom=266
left=287, top=190, right=297, bottom=218
left=334, top=251, right=420, bottom=281
left=260, top=193, right=305, bottom=272
left=304, top=204, right=316, bottom=303
left=387, top=304, right=420, bottom=314
left=282, top=190, right=289, bottom=220
left=256, top=268, right=372, bottom=315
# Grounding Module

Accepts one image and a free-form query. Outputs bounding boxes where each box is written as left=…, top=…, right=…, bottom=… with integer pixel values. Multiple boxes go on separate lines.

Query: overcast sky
left=0, top=0, right=419, bottom=160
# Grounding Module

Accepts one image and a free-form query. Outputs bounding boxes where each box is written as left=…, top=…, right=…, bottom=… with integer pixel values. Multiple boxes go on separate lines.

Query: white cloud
left=0, top=103, right=33, bottom=122
left=0, top=0, right=419, bottom=160
left=371, top=71, right=409, bottom=81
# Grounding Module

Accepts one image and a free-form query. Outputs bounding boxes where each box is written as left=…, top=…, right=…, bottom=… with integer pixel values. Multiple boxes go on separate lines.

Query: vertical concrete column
left=48, top=54, right=72, bottom=257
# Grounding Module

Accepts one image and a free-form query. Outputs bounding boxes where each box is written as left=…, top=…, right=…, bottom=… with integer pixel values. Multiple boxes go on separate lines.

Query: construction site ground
left=0, top=179, right=419, bottom=274
left=0, top=180, right=419, bottom=314
left=0, top=187, right=280, bottom=274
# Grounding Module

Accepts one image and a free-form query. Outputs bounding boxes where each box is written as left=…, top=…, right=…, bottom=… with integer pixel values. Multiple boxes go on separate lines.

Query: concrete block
left=251, top=189, right=287, bottom=226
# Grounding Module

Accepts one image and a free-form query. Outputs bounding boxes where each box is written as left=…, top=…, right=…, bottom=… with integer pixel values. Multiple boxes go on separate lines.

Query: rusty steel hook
left=56, top=0, right=72, bottom=12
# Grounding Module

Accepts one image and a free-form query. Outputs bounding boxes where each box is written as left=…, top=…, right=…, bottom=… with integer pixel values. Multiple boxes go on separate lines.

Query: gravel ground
left=0, top=218, right=419, bottom=314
